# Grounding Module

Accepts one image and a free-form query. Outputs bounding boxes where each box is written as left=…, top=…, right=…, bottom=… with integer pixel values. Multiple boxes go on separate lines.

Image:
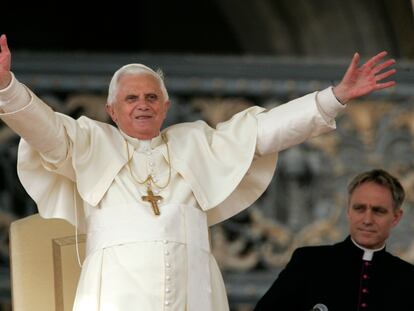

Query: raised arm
left=0, top=34, right=12, bottom=89
left=333, top=51, right=396, bottom=104
left=256, top=51, right=397, bottom=155
left=0, top=34, right=70, bottom=161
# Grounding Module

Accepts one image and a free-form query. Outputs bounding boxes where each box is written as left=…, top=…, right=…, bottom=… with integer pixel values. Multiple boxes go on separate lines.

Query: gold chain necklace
left=124, top=132, right=172, bottom=215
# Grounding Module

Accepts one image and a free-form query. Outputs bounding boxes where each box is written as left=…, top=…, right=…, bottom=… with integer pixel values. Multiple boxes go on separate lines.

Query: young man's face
left=106, top=73, right=170, bottom=140
left=347, top=181, right=402, bottom=249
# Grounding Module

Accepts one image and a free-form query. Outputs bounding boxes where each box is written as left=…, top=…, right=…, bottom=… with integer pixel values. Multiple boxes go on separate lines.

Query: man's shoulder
left=76, top=115, right=113, bottom=128
left=293, top=243, right=334, bottom=257
left=385, top=251, right=414, bottom=272
left=55, top=114, right=120, bottom=144
left=298, top=244, right=334, bottom=251
left=167, top=119, right=209, bottom=131
left=292, top=238, right=350, bottom=259
left=165, top=120, right=212, bottom=140
left=65, top=114, right=118, bottom=134
left=165, top=105, right=263, bottom=133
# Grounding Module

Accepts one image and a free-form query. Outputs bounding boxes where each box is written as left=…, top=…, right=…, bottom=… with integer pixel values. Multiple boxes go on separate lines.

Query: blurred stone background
left=2, top=1, right=414, bottom=310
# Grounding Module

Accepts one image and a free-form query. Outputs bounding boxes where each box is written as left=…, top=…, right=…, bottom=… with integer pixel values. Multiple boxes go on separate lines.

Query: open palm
left=334, top=51, right=396, bottom=104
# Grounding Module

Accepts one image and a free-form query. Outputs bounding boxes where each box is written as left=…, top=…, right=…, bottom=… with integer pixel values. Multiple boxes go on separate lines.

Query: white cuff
left=0, top=73, right=31, bottom=112
left=316, top=86, right=346, bottom=120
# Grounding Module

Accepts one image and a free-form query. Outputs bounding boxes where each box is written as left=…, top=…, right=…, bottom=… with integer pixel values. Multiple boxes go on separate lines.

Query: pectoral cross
left=142, top=187, right=162, bottom=215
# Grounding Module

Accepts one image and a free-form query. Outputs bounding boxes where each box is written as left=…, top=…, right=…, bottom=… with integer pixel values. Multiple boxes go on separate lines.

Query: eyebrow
left=351, top=203, right=389, bottom=211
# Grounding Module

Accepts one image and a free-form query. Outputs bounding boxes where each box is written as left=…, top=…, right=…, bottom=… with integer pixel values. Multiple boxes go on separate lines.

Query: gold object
left=141, top=188, right=162, bottom=215
left=125, top=133, right=171, bottom=215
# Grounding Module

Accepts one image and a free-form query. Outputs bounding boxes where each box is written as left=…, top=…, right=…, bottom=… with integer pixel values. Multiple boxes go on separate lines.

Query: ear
left=392, top=209, right=403, bottom=227
left=165, top=100, right=171, bottom=111
left=105, top=104, right=117, bottom=123
left=162, top=100, right=171, bottom=118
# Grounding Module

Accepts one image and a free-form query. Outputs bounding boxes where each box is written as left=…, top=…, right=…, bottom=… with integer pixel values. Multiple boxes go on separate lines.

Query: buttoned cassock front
left=0, top=75, right=343, bottom=311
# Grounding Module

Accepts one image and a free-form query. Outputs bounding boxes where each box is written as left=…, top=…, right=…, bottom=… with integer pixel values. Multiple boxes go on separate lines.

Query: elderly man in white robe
left=0, top=33, right=396, bottom=311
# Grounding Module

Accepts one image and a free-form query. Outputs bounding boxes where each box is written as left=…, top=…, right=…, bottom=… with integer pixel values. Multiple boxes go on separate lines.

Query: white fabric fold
left=185, top=205, right=212, bottom=311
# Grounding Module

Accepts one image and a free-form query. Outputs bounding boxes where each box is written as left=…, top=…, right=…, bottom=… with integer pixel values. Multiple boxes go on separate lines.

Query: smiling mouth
left=135, top=116, right=152, bottom=120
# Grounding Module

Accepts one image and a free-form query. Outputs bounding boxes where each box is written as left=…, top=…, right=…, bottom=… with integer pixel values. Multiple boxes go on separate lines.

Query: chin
left=357, top=236, right=379, bottom=249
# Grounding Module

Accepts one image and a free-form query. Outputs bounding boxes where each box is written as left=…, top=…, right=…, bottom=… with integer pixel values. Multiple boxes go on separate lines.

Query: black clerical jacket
left=254, top=236, right=414, bottom=311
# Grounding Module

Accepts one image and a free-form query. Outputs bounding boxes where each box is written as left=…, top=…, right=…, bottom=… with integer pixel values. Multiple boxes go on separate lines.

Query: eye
left=146, top=94, right=158, bottom=102
left=352, top=204, right=365, bottom=212
left=372, top=207, right=388, bottom=215
left=125, top=95, right=138, bottom=102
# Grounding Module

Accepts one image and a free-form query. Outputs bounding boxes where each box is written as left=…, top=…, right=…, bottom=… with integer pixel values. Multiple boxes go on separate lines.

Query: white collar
left=119, top=129, right=163, bottom=151
left=351, top=237, right=385, bottom=261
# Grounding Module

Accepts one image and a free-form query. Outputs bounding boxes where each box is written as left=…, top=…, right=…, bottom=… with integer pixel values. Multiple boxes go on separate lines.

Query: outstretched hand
left=333, top=51, right=396, bottom=104
left=0, top=34, right=12, bottom=89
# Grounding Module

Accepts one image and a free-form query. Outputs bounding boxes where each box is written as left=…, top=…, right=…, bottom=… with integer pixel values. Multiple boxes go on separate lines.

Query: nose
left=362, top=210, right=373, bottom=225
left=135, top=98, right=149, bottom=110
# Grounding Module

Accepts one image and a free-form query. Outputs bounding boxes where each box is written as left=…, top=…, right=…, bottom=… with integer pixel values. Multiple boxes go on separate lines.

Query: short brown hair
left=347, top=169, right=405, bottom=210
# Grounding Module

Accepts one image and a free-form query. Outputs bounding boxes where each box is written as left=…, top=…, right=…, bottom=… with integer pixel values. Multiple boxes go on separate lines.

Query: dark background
left=3, top=1, right=240, bottom=54
left=3, top=0, right=414, bottom=58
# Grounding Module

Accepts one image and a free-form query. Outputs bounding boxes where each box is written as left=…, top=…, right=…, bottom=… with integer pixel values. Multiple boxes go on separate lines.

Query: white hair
left=107, top=63, right=169, bottom=105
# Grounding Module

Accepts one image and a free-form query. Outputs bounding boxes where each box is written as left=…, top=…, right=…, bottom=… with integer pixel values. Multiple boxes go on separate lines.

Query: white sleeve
left=256, top=87, right=345, bottom=155
left=0, top=73, right=31, bottom=112
left=0, top=76, right=69, bottom=164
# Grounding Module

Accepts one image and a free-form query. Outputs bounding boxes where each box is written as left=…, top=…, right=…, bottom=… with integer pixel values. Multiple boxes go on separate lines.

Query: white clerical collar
left=351, top=237, right=385, bottom=261
left=119, top=129, right=163, bottom=150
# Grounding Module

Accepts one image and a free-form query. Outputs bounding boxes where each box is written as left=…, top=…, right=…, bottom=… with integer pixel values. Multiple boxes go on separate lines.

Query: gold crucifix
left=142, top=188, right=163, bottom=215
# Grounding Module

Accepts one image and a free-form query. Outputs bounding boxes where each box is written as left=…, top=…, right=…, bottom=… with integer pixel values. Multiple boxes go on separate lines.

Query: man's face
left=347, top=181, right=402, bottom=249
left=106, top=73, right=170, bottom=140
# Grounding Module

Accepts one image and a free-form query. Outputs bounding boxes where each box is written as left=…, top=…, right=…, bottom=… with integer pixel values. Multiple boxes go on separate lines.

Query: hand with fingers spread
left=333, top=51, right=396, bottom=104
left=0, top=34, right=12, bottom=89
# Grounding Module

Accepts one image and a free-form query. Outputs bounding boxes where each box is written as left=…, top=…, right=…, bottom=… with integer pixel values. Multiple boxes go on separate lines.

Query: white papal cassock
left=0, top=74, right=344, bottom=311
